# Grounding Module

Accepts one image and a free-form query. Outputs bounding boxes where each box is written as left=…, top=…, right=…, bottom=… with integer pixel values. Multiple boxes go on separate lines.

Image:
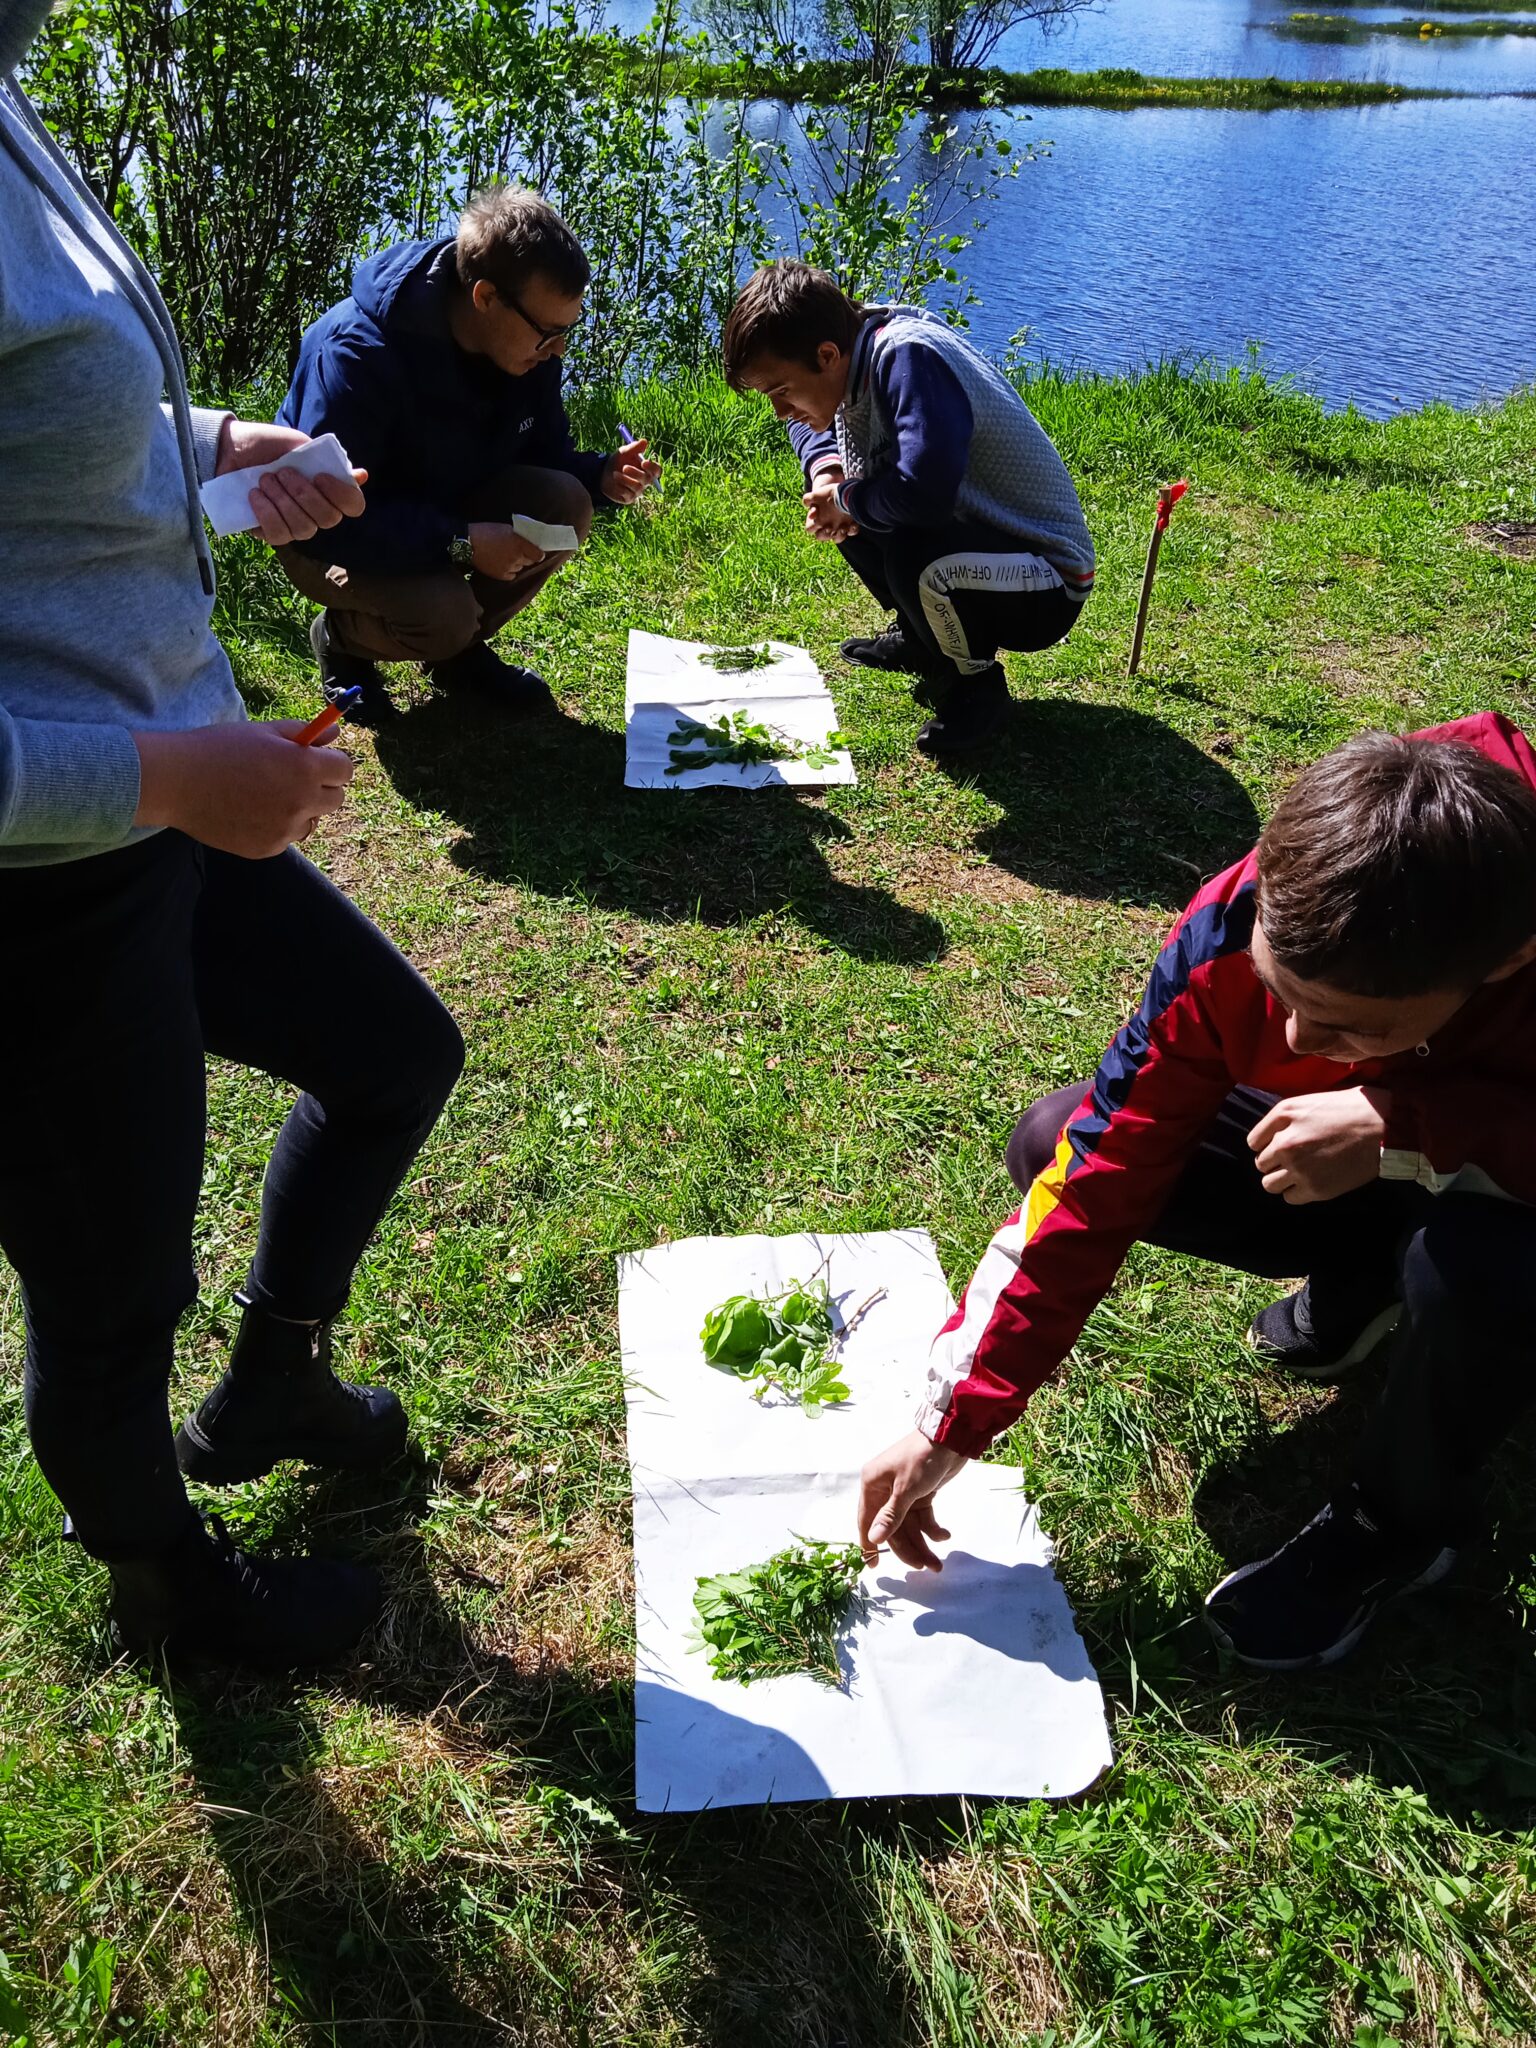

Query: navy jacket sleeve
left=839, top=342, right=973, bottom=533
left=521, top=360, right=608, bottom=504
left=282, top=335, right=458, bottom=574
left=787, top=420, right=842, bottom=481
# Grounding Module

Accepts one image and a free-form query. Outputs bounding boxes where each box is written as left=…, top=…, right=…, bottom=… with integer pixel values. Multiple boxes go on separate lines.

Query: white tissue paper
left=198, top=433, right=355, bottom=537
left=624, top=629, right=856, bottom=790
left=619, top=1229, right=1113, bottom=1811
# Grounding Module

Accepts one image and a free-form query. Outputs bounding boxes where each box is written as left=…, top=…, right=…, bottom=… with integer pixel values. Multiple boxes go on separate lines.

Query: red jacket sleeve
left=920, top=884, right=1257, bottom=1457
left=1380, top=1076, right=1536, bottom=1204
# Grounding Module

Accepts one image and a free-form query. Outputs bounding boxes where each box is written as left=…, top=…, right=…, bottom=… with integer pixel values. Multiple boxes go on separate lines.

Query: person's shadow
left=875, top=1553, right=1098, bottom=1683
left=930, top=695, right=1261, bottom=906
left=1185, top=1373, right=1536, bottom=1825
left=149, top=1458, right=941, bottom=2046
left=371, top=692, right=947, bottom=967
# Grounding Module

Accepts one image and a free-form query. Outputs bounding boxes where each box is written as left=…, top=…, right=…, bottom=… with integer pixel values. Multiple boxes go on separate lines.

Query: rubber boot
left=109, top=1511, right=382, bottom=1670
left=175, top=1293, right=408, bottom=1485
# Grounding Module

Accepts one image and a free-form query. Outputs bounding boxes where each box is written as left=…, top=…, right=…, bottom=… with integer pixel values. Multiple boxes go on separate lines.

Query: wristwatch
left=447, top=528, right=475, bottom=571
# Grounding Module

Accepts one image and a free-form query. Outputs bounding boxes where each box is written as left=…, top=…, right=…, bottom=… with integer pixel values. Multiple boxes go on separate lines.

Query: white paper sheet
left=624, top=630, right=856, bottom=790
left=198, top=433, right=354, bottom=536
left=620, top=1230, right=1112, bottom=1810
left=512, top=513, right=580, bottom=554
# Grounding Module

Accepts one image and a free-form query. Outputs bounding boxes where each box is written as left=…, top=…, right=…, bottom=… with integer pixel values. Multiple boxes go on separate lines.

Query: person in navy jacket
left=278, top=187, right=659, bottom=722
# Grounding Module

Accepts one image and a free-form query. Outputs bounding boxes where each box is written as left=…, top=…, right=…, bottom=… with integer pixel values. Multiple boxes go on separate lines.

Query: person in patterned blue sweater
left=724, top=262, right=1095, bottom=755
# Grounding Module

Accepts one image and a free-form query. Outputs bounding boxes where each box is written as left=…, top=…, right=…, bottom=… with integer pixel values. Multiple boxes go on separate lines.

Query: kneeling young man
left=723, top=261, right=1094, bottom=756
left=859, top=714, right=1536, bottom=1669
left=277, top=187, right=658, bottom=722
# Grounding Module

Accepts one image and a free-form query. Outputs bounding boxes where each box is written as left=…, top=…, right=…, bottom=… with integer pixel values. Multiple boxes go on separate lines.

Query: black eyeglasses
left=496, top=287, right=584, bottom=353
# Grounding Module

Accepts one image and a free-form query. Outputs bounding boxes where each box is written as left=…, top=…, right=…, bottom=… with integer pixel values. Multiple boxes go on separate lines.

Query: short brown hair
left=1257, top=730, right=1536, bottom=997
left=722, top=261, right=865, bottom=389
left=456, top=186, right=589, bottom=301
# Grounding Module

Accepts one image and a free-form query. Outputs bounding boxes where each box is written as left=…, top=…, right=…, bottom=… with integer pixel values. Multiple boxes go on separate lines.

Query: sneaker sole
left=174, top=1410, right=409, bottom=1486
left=1203, top=1544, right=1456, bottom=1672
left=1248, top=1301, right=1401, bottom=1385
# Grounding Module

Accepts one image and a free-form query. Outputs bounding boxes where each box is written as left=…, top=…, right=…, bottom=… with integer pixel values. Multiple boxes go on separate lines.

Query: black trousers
left=839, top=519, right=1084, bottom=676
left=1010, top=1083, right=1536, bottom=1544
left=0, top=831, right=464, bottom=1560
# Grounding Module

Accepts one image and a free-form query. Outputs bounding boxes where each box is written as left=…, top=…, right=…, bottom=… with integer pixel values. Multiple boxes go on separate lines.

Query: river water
left=606, top=0, right=1536, bottom=413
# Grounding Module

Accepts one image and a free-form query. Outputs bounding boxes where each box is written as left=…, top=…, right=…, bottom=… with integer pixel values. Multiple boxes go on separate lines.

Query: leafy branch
left=701, top=643, right=781, bottom=672
left=665, top=712, right=846, bottom=776
left=691, top=1538, right=866, bottom=1686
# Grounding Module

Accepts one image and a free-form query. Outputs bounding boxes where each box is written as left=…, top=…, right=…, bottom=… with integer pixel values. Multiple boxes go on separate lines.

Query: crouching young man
left=276, top=187, right=658, bottom=723
left=723, top=262, right=1094, bottom=756
left=858, top=714, right=1536, bottom=1669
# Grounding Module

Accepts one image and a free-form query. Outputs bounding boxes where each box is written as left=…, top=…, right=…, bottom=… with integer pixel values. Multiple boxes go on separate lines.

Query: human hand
left=857, top=1428, right=968, bottom=1571
left=468, top=522, right=545, bottom=579
left=132, top=720, right=355, bottom=858
left=215, top=420, right=367, bottom=546
left=802, top=479, right=858, bottom=542
left=1248, top=1086, right=1388, bottom=1204
left=602, top=438, right=662, bottom=504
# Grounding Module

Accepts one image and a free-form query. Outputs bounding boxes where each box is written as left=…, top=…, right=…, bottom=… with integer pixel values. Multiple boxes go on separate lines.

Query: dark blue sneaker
left=1205, top=1487, right=1455, bottom=1671
left=916, top=663, right=1010, bottom=756
left=1248, top=1281, right=1400, bottom=1384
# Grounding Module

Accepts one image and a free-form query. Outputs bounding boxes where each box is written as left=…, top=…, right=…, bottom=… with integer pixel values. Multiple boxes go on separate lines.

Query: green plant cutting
left=701, top=643, right=780, bottom=672
left=699, top=1277, right=850, bottom=1410
left=690, top=1539, right=867, bottom=1687
left=664, top=711, right=846, bottom=776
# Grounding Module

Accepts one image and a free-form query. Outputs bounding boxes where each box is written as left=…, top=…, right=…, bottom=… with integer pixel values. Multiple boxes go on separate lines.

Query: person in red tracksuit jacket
left=857, top=712, right=1536, bottom=1671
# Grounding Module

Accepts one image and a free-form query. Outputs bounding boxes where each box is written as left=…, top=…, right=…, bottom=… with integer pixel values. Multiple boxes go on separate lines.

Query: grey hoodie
left=0, top=0, right=243, bottom=865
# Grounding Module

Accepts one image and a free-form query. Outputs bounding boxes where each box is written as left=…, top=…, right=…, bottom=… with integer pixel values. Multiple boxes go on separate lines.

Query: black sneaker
left=1248, top=1282, right=1401, bottom=1385
left=1204, top=1486, right=1455, bottom=1671
left=842, top=619, right=933, bottom=675
left=429, top=640, right=554, bottom=711
left=175, top=1295, right=408, bottom=1486
left=309, top=611, right=394, bottom=725
left=109, top=1513, right=382, bottom=1671
left=916, top=664, right=1010, bottom=756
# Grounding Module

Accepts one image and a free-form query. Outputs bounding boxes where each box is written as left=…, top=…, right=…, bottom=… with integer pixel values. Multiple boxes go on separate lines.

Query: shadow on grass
left=163, top=1462, right=933, bottom=2047
left=1182, top=1383, right=1536, bottom=1826
left=372, top=692, right=947, bottom=967
left=933, top=694, right=1262, bottom=906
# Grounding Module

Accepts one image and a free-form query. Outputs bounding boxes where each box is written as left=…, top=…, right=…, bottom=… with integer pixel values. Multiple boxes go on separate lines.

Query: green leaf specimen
left=691, top=1538, right=866, bottom=1686
left=664, top=712, right=846, bottom=776
left=701, top=643, right=781, bottom=673
left=700, top=1277, right=851, bottom=1410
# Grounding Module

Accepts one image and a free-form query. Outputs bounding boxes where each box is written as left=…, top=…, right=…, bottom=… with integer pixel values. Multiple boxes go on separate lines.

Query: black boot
left=109, top=1512, right=382, bottom=1670
left=429, top=640, right=553, bottom=711
left=309, top=611, right=394, bottom=725
left=175, top=1294, right=408, bottom=1485
left=916, top=663, right=1010, bottom=756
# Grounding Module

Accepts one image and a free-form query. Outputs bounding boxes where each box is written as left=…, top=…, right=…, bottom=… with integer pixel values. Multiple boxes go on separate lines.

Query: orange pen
left=291, top=687, right=361, bottom=745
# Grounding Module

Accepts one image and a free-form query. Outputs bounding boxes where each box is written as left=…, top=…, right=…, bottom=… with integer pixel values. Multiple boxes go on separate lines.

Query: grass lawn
left=3, top=361, right=1536, bottom=2047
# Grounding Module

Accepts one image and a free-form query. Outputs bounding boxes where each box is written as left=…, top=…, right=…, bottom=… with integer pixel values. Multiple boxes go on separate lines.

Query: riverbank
left=4, top=362, right=1536, bottom=2045
left=1281, top=9, right=1536, bottom=35
left=603, top=47, right=1452, bottom=106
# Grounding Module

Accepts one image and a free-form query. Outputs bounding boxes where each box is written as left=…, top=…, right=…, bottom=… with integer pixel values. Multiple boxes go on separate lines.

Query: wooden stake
left=1127, top=479, right=1188, bottom=678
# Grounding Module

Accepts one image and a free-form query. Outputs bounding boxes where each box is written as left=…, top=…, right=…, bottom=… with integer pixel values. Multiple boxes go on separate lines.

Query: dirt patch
left=1465, top=519, right=1536, bottom=560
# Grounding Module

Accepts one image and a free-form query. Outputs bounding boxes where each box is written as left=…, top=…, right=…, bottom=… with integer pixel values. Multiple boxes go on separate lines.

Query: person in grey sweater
left=1, top=0, right=464, bottom=1670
